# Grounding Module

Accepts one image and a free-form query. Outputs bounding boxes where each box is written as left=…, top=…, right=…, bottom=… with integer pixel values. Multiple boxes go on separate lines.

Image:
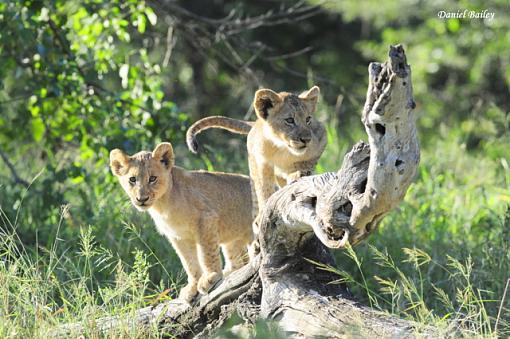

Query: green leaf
left=446, top=19, right=460, bottom=33
left=145, top=7, right=157, bottom=26
left=137, top=14, right=146, bottom=33
left=38, top=7, right=49, bottom=22
left=119, top=64, right=129, bottom=89
left=71, top=176, right=85, bottom=184
left=30, top=105, right=40, bottom=117
left=31, top=117, right=45, bottom=142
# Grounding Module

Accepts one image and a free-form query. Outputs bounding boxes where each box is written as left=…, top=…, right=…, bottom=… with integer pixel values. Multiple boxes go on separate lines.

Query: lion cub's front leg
left=196, top=216, right=223, bottom=294
left=286, top=159, right=318, bottom=184
left=248, top=158, right=277, bottom=257
left=249, top=157, right=277, bottom=235
left=170, top=238, right=202, bottom=303
left=286, top=169, right=312, bottom=184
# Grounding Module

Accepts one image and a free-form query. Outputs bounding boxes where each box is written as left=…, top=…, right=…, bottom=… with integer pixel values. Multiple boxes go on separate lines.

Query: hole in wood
left=310, top=196, right=317, bottom=209
left=374, top=123, right=386, bottom=136
left=395, top=159, right=404, bottom=167
left=366, top=223, right=372, bottom=233
left=301, top=196, right=317, bottom=209
left=359, top=178, right=367, bottom=193
left=338, top=201, right=353, bottom=217
left=328, top=228, right=346, bottom=242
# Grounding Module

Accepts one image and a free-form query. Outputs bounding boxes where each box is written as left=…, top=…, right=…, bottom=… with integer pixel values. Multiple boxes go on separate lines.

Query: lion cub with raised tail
left=110, top=142, right=253, bottom=303
left=186, top=86, right=326, bottom=235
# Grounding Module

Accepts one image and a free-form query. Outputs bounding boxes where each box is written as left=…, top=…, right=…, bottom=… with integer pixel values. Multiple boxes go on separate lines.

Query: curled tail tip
left=186, top=126, right=199, bottom=153
left=187, top=138, right=199, bottom=154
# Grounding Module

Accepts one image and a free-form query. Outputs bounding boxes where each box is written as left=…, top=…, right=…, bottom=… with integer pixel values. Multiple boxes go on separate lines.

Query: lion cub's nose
left=300, top=136, right=311, bottom=144
left=136, top=196, right=149, bottom=203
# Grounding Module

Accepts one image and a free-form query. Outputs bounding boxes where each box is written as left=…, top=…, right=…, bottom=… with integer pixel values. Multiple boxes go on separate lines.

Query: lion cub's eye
left=284, top=117, right=295, bottom=125
left=306, top=116, right=311, bottom=124
left=149, top=176, right=157, bottom=183
left=129, top=177, right=136, bottom=184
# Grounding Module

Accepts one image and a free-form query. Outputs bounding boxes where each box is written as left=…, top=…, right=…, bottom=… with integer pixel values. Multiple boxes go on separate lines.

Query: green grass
left=0, top=209, right=171, bottom=337
left=325, top=132, right=510, bottom=337
left=0, top=119, right=509, bottom=337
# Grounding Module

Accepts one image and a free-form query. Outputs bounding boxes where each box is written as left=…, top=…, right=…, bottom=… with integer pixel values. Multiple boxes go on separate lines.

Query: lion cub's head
left=110, top=143, right=174, bottom=211
left=253, top=86, right=321, bottom=155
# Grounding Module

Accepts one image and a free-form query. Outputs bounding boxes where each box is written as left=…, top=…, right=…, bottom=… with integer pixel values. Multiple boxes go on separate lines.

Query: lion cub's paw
left=179, top=282, right=198, bottom=303
left=197, top=271, right=222, bottom=294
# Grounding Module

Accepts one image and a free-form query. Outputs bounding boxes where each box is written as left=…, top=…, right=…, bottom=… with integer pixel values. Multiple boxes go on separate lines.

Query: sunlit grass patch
left=0, top=206, right=181, bottom=338
left=320, top=129, right=510, bottom=336
left=319, top=243, right=509, bottom=337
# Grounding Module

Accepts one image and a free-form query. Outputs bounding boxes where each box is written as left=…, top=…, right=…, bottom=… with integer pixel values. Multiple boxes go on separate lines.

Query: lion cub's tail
left=186, top=116, right=254, bottom=154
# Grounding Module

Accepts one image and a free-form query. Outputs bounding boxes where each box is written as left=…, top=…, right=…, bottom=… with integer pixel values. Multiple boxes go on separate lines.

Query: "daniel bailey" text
left=437, top=9, right=495, bottom=20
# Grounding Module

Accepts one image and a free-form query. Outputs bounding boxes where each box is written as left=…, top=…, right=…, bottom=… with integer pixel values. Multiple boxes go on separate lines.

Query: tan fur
left=110, top=142, right=253, bottom=303
left=186, top=86, right=327, bottom=235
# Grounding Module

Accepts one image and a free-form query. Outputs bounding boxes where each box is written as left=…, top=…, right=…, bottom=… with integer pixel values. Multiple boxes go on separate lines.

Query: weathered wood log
left=56, top=45, right=433, bottom=338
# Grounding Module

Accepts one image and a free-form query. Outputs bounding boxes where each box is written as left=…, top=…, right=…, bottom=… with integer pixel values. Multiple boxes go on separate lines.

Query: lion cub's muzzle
left=133, top=195, right=152, bottom=210
left=289, top=134, right=312, bottom=152
left=289, top=140, right=307, bottom=150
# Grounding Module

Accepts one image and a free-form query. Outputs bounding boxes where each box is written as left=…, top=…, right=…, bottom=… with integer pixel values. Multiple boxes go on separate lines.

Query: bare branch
left=162, top=25, right=176, bottom=68
left=0, top=149, right=29, bottom=187
left=149, top=0, right=324, bottom=88
left=265, top=46, right=315, bottom=61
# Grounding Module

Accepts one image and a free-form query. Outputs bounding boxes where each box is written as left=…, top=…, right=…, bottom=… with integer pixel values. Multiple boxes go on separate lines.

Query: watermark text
left=437, top=9, right=494, bottom=20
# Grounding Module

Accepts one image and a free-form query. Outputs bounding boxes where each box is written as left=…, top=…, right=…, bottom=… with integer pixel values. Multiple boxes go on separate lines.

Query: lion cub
left=110, top=142, right=253, bottom=303
left=186, top=86, right=326, bottom=234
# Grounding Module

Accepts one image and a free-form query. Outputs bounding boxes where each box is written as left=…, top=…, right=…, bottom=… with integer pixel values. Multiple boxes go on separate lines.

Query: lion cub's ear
left=254, top=88, right=283, bottom=120
left=298, top=85, right=320, bottom=113
left=152, top=142, right=175, bottom=169
left=110, top=149, right=129, bottom=176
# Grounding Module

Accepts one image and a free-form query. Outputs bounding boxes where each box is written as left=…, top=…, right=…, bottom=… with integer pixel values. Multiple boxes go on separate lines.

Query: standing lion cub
left=186, top=86, right=326, bottom=235
left=110, top=142, right=253, bottom=303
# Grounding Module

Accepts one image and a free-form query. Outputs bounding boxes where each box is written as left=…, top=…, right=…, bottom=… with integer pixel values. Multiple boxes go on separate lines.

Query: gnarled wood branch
left=56, top=45, right=435, bottom=338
